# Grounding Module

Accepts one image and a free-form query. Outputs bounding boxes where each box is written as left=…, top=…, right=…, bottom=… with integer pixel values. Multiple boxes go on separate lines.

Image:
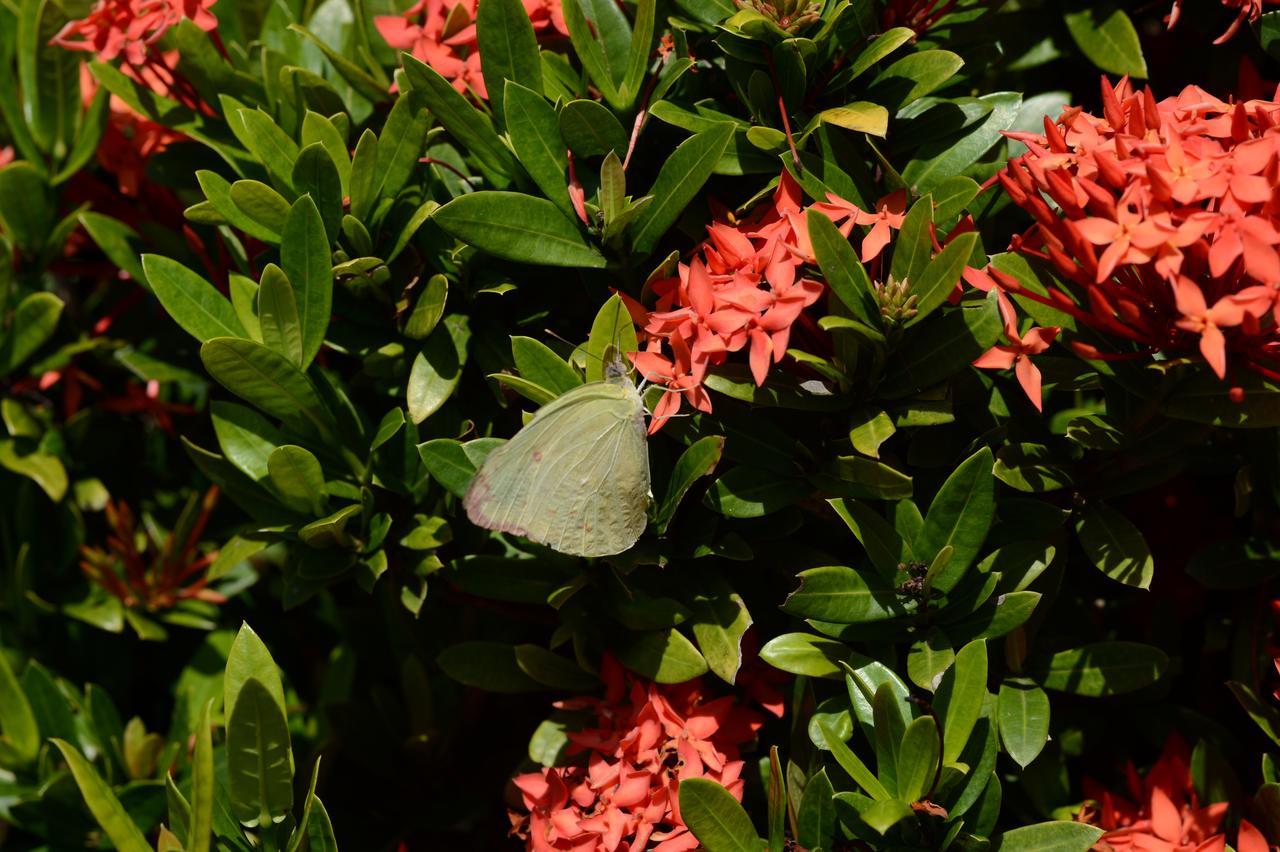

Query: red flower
left=52, top=0, right=217, bottom=65
left=508, top=657, right=763, bottom=852
left=375, top=0, right=566, bottom=99
left=1167, top=0, right=1279, bottom=43
left=1083, top=735, right=1229, bottom=852
left=997, top=77, right=1280, bottom=386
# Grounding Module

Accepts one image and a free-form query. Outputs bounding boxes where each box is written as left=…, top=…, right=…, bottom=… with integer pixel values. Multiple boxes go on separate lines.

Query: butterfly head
left=602, top=345, right=633, bottom=385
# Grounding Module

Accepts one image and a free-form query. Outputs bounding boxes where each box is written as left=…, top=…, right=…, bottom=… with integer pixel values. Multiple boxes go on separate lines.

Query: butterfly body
left=463, top=371, right=651, bottom=557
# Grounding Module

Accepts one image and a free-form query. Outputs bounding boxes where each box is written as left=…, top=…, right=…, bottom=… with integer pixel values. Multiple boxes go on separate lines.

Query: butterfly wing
left=463, top=381, right=650, bottom=557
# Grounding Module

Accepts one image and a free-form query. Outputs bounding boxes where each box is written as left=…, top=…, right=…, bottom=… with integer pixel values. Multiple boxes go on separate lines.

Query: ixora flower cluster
left=998, top=77, right=1280, bottom=384
left=622, top=172, right=907, bottom=428
left=1083, top=735, right=1269, bottom=852
left=509, top=658, right=772, bottom=852
left=376, top=0, right=566, bottom=98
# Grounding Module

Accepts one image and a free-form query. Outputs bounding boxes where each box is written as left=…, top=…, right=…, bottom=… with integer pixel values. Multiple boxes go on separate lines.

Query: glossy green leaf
left=615, top=629, right=709, bottom=683
left=0, top=651, right=38, bottom=766
left=477, top=0, right=542, bottom=122
left=0, top=162, right=53, bottom=254
left=999, top=821, right=1105, bottom=850
left=226, top=678, right=294, bottom=826
left=187, top=699, right=214, bottom=852
left=807, top=208, right=878, bottom=325
left=280, top=194, right=332, bottom=368
left=1, top=292, right=63, bottom=375
left=143, top=255, right=245, bottom=344
left=820, top=721, right=890, bottom=801
left=224, top=623, right=288, bottom=727
left=783, top=565, right=905, bottom=624
left=867, top=50, right=964, bottom=110
left=585, top=293, right=640, bottom=381
left=504, top=81, right=575, bottom=220
left=796, top=767, right=835, bottom=850
left=897, top=716, right=940, bottom=802
left=434, top=191, right=605, bottom=267
left=559, top=99, right=629, bottom=157
left=437, top=642, right=543, bottom=692
left=256, top=265, right=304, bottom=366
left=630, top=123, right=735, bottom=257
left=228, top=179, right=291, bottom=237
left=1075, top=501, right=1154, bottom=590
left=906, top=232, right=980, bottom=325
left=688, top=573, right=752, bottom=684
left=511, top=336, right=582, bottom=395
left=678, top=777, right=763, bottom=852
left=51, top=740, right=152, bottom=852
left=408, top=315, right=470, bottom=423
left=705, top=467, right=809, bottom=517
left=935, top=639, right=987, bottom=764
left=202, top=341, right=336, bottom=452
left=902, top=93, right=1021, bottom=193
left=292, top=144, right=343, bottom=242
left=998, top=681, right=1050, bottom=768
left=1064, top=6, right=1147, bottom=78
left=267, top=445, right=327, bottom=516
left=759, top=633, right=850, bottom=679
left=401, top=53, right=516, bottom=180
left=655, top=436, right=725, bottom=534
left=915, top=447, right=994, bottom=593
left=1029, top=642, right=1168, bottom=697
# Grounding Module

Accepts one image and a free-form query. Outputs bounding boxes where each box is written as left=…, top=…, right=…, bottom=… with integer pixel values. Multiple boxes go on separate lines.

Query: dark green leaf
left=678, top=777, right=763, bottom=852
left=1028, top=642, right=1168, bottom=697
left=434, top=191, right=606, bottom=267
left=630, top=123, right=735, bottom=257
left=1074, top=501, right=1154, bottom=590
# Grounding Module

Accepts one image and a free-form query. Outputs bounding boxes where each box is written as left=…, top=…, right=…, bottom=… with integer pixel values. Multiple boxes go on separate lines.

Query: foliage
left=1, top=0, right=1279, bottom=850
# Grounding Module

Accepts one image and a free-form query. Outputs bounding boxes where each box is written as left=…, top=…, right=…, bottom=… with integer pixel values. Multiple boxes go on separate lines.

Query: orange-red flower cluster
left=998, top=77, right=1280, bottom=384
left=509, top=657, right=767, bottom=852
left=624, top=172, right=906, bottom=431
left=1168, top=0, right=1279, bottom=44
left=1082, top=733, right=1275, bottom=852
left=52, top=0, right=217, bottom=66
left=375, top=0, right=566, bottom=99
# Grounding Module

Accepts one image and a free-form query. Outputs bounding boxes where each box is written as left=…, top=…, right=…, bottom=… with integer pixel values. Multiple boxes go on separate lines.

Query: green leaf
left=916, top=447, right=994, bottom=593
left=935, top=639, right=988, bottom=764
left=280, top=195, right=333, bottom=368
left=477, top=0, right=542, bottom=122
left=830, top=498, right=913, bottom=579
left=897, top=717, right=940, bottom=803
left=79, top=212, right=146, bottom=283
left=688, top=573, right=753, bottom=684
left=434, top=191, right=606, bottom=267
left=559, top=99, right=629, bottom=157
left=630, top=123, right=735, bottom=257
left=585, top=293, right=640, bottom=381
left=200, top=338, right=338, bottom=441
left=1074, top=501, right=1154, bottom=590
left=0, top=651, right=39, bottom=766
left=301, top=111, right=351, bottom=197
left=256, top=265, right=304, bottom=366
left=1029, top=642, right=1168, bottom=697
left=615, top=629, right=709, bottom=683
left=348, top=129, right=380, bottom=221
left=187, top=699, right=214, bottom=852
left=705, top=467, right=809, bottom=517
left=511, top=336, right=582, bottom=395
left=1227, top=681, right=1280, bottom=747
left=292, top=144, right=343, bottom=243
left=889, top=194, right=934, bottom=288
left=907, top=632, right=954, bottom=690
left=997, top=681, right=1050, bottom=768
left=267, top=445, right=328, bottom=516
left=50, top=740, right=152, bottom=852
left=143, top=255, right=246, bottom=344
left=655, top=436, right=725, bottom=534
left=783, top=565, right=905, bottom=624
left=373, top=92, right=430, bottom=206
left=1064, top=6, right=1147, bottom=78
left=437, top=642, right=542, bottom=692
left=807, top=208, right=878, bottom=325
left=504, top=81, right=575, bottom=220
left=759, top=633, right=850, bottom=679
left=305, top=796, right=339, bottom=852
left=867, top=50, right=964, bottom=111
left=998, top=821, right=1104, bottom=851
left=400, top=53, right=516, bottom=180
left=845, top=27, right=915, bottom=81
left=561, top=0, right=621, bottom=106
left=622, top=0, right=656, bottom=101
left=0, top=438, right=68, bottom=501
left=906, top=232, right=980, bottom=325
left=820, top=722, right=890, bottom=801
left=226, top=678, right=294, bottom=827
left=0, top=161, right=53, bottom=254
left=678, top=777, right=763, bottom=852
left=1, top=292, right=63, bottom=375
left=858, top=798, right=915, bottom=835
left=224, top=623, right=288, bottom=725
left=408, top=316, right=470, bottom=423
left=229, top=180, right=291, bottom=238
left=796, top=768, right=835, bottom=851
left=902, top=93, right=1021, bottom=194
left=514, top=645, right=598, bottom=691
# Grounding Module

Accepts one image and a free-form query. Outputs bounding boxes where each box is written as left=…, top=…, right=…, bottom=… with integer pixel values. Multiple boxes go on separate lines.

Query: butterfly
left=463, top=356, right=652, bottom=558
